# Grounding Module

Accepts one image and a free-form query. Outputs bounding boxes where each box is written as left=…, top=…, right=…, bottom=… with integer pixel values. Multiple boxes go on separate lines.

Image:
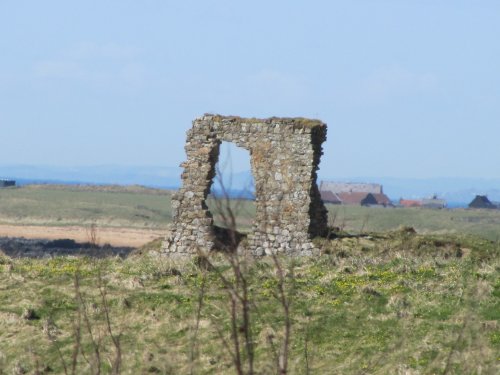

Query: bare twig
left=97, top=270, right=122, bottom=375
left=304, top=316, right=312, bottom=375
left=86, top=223, right=100, bottom=249
left=75, top=273, right=102, bottom=374
left=71, top=274, right=83, bottom=375
left=189, top=274, right=207, bottom=375
left=270, top=254, right=292, bottom=375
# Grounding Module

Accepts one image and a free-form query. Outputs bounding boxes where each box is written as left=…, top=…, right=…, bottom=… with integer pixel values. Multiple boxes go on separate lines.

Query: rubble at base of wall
left=161, top=237, right=320, bottom=257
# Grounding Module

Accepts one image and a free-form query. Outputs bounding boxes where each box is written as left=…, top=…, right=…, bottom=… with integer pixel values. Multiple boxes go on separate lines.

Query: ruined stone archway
left=162, top=114, right=328, bottom=256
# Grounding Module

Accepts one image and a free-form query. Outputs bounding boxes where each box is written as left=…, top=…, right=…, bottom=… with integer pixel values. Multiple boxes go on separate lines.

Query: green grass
left=1, top=231, right=499, bottom=374
left=326, top=204, right=500, bottom=241
left=0, top=185, right=172, bottom=229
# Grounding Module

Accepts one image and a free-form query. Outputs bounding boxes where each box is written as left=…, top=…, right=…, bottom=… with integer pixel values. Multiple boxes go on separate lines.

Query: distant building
left=338, top=192, right=374, bottom=205
left=399, top=199, right=422, bottom=208
left=369, top=193, right=391, bottom=206
left=319, top=190, right=342, bottom=204
left=399, top=195, right=446, bottom=209
left=319, top=181, right=383, bottom=194
left=320, top=181, right=391, bottom=206
left=0, top=179, right=15, bottom=188
left=468, top=195, right=496, bottom=209
left=422, top=195, right=447, bottom=209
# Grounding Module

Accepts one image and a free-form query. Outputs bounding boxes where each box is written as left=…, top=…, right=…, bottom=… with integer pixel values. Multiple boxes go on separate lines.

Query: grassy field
left=326, top=205, right=500, bottom=241
left=0, top=185, right=173, bottom=229
left=0, top=184, right=499, bottom=374
left=3, top=185, right=500, bottom=241
left=0, top=231, right=499, bottom=374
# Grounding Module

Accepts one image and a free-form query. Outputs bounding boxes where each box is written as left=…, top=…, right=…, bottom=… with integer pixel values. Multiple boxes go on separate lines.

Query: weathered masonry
left=162, top=115, right=328, bottom=256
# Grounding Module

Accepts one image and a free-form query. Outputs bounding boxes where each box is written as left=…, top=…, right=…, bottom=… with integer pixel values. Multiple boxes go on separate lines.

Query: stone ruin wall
left=162, top=114, right=328, bottom=256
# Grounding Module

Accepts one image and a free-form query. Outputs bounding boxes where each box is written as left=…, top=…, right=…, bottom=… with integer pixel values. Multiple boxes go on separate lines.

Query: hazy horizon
left=4, top=163, right=500, bottom=205
left=7, top=160, right=500, bottom=181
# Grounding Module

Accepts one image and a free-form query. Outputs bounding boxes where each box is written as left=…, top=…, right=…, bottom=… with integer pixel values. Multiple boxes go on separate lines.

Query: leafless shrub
left=195, top=244, right=255, bottom=374
left=97, top=270, right=122, bottom=374
left=189, top=272, right=206, bottom=375
left=51, top=270, right=121, bottom=375
left=303, top=316, right=312, bottom=375
left=86, top=223, right=100, bottom=249
left=191, top=161, right=294, bottom=375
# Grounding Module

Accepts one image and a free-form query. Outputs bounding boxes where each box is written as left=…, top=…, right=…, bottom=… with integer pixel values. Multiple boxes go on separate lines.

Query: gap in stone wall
left=207, top=141, right=256, bottom=234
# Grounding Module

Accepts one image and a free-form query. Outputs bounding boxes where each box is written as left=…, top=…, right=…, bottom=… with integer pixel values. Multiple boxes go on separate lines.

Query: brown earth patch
left=0, top=224, right=165, bottom=247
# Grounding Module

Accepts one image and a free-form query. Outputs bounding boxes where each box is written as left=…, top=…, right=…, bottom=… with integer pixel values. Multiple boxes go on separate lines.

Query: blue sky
left=1, top=0, right=499, bottom=179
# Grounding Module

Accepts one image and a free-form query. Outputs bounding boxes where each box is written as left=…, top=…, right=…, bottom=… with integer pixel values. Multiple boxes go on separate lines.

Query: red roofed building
left=340, top=192, right=392, bottom=206
left=399, top=199, right=422, bottom=208
left=337, top=192, right=372, bottom=205
left=319, top=182, right=392, bottom=206
left=371, top=193, right=391, bottom=206
left=320, top=190, right=341, bottom=204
